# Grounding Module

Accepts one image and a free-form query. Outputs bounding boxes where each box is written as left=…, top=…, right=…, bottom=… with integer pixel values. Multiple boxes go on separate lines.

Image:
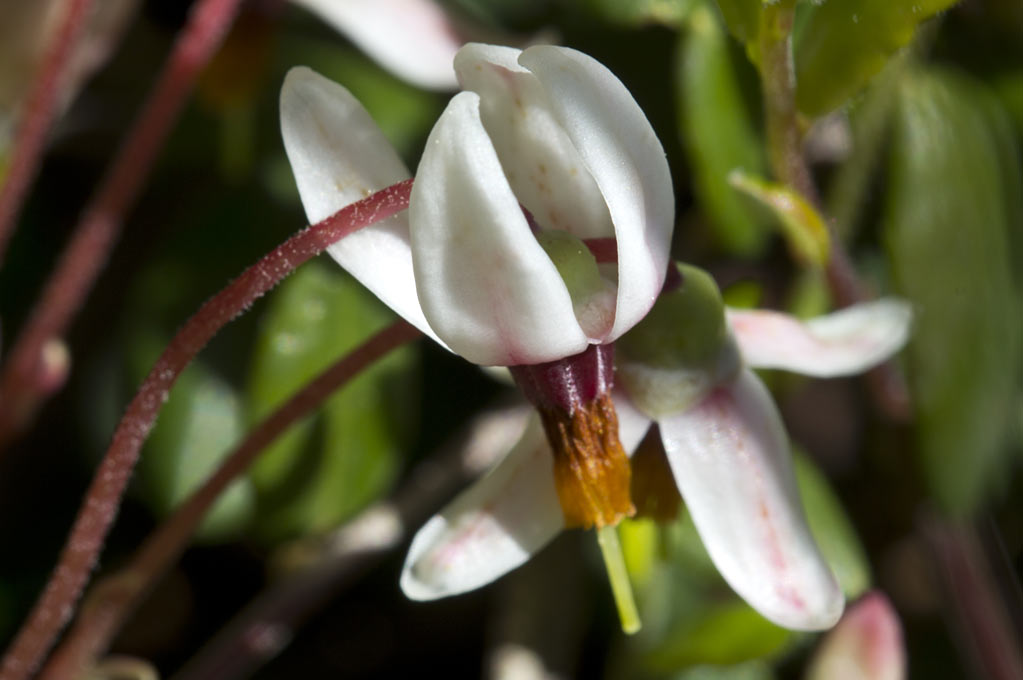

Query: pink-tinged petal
left=401, top=415, right=564, bottom=600
left=807, top=591, right=906, bottom=680
left=454, top=44, right=617, bottom=242
left=726, top=299, right=912, bottom=377
left=280, top=67, right=445, bottom=347
left=409, top=92, right=589, bottom=366
left=519, top=46, right=674, bottom=342
left=658, top=369, right=844, bottom=630
left=612, top=389, right=655, bottom=454
left=290, top=0, right=460, bottom=90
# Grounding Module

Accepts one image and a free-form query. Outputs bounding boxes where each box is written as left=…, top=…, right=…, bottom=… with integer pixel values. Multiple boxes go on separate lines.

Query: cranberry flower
left=282, top=43, right=673, bottom=628
left=400, top=264, right=912, bottom=631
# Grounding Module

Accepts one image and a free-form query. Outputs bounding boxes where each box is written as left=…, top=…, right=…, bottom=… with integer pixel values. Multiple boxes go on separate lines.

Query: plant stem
left=0, top=0, right=95, bottom=263
left=0, top=0, right=244, bottom=450
left=0, top=179, right=413, bottom=680
left=37, top=319, right=421, bottom=680
left=597, top=525, right=641, bottom=635
left=757, top=1, right=910, bottom=420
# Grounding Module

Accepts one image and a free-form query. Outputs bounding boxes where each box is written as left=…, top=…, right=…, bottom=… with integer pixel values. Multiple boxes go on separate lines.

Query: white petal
left=726, top=299, right=913, bottom=377
left=401, top=415, right=564, bottom=599
left=454, top=44, right=617, bottom=242
left=409, top=92, right=589, bottom=366
left=290, top=0, right=459, bottom=90
left=519, top=46, right=674, bottom=342
left=280, top=67, right=446, bottom=347
left=659, top=369, right=844, bottom=630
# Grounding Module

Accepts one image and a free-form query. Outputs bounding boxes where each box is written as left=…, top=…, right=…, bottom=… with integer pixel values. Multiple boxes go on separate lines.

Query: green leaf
left=677, top=7, right=772, bottom=255
left=728, top=170, right=831, bottom=267
left=133, top=332, right=254, bottom=542
left=584, top=0, right=696, bottom=27
left=794, top=0, right=959, bottom=117
left=675, top=662, right=775, bottom=680
left=246, top=260, right=417, bottom=541
left=794, top=450, right=870, bottom=598
left=714, top=0, right=762, bottom=45
left=884, top=68, right=1022, bottom=516
left=646, top=601, right=792, bottom=671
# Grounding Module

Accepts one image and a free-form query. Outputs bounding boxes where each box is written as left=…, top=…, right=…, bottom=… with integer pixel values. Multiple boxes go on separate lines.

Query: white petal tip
left=728, top=298, right=914, bottom=377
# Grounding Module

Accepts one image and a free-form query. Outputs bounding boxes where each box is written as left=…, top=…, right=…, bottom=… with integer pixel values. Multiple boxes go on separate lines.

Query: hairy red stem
left=0, top=179, right=413, bottom=680
left=38, top=319, right=420, bottom=680
left=0, top=0, right=243, bottom=449
left=0, top=0, right=96, bottom=262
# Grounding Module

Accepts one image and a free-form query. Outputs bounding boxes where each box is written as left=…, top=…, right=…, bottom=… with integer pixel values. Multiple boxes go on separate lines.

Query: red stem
left=0, top=179, right=413, bottom=680
left=0, top=0, right=244, bottom=450
left=0, top=0, right=96, bottom=263
left=37, top=319, right=421, bottom=680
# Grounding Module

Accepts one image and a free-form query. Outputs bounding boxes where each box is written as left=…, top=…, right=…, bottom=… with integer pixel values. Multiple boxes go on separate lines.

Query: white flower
left=280, top=43, right=673, bottom=366
left=399, top=288, right=912, bottom=631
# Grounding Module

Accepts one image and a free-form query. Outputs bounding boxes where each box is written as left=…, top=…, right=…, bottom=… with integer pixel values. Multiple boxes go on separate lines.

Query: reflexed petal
left=454, top=44, right=617, bottom=242
left=519, top=46, right=674, bottom=341
left=726, top=299, right=912, bottom=377
left=280, top=67, right=444, bottom=346
left=409, top=92, right=589, bottom=365
left=291, top=0, right=460, bottom=90
left=401, top=415, right=564, bottom=600
left=658, top=369, right=844, bottom=630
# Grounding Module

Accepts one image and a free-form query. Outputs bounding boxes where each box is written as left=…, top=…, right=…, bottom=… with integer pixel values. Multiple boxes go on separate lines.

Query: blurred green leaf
left=677, top=7, right=772, bottom=255
left=675, top=661, right=775, bottom=680
left=728, top=170, right=830, bottom=267
left=246, top=260, right=417, bottom=541
left=795, top=450, right=870, bottom=598
left=714, top=0, right=761, bottom=45
left=884, top=68, right=1022, bottom=516
left=584, top=0, right=696, bottom=27
left=795, top=0, right=958, bottom=117
left=646, top=601, right=791, bottom=671
left=132, top=332, right=254, bottom=542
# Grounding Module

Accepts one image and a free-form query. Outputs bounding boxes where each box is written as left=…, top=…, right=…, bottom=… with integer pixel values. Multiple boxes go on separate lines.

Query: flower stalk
left=0, top=180, right=412, bottom=680
left=37, top=320, right=420, bottom=680
left=0, top=0, right=245, bottom=451
left=0, top=0, right=95, bottom=263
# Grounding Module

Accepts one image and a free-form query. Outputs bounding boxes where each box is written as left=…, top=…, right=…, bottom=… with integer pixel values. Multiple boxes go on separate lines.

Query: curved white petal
left=291, top=0, right=460, bottom=90
left=401, top=415, right=564, bottom=600
left=726, top=299, right=912, bottom=377
left=280, top=67, right=445, bottom=347
left=659, top=370, right=844, bottom=630
left=519, top=46, right=674, bottom=342
left=409, top=92, right=589, bottom=366
left=454, top=44, right=616, bottom=242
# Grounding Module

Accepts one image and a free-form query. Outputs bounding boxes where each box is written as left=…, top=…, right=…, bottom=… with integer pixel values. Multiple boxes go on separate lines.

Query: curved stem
left=0, top=0, right=244, bottom=450
left=0, top=179, right=413, bottom=680
left=0, top=0, right=95, bottom=262
left=38, top=319, right=421, bottom=680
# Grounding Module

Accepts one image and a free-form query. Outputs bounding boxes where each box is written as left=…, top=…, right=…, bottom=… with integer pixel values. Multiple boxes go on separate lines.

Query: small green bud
left=617, top=263, right=740, bottom=417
